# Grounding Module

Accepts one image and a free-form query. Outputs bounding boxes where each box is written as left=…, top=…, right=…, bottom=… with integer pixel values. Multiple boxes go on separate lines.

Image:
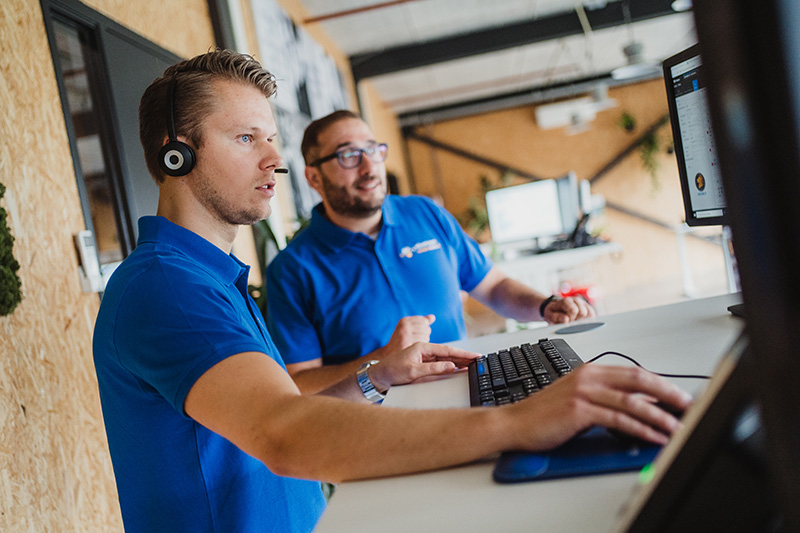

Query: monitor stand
left=723, top=228, right=744, bottom=318
left=722, top=227, right=740, bottom=293
left=727, top=302, right=745, bottom=318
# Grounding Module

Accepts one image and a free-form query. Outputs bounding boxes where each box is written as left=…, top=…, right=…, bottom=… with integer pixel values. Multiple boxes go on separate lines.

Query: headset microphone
left=275, top=168, right=289, bottom=174
left=158, top=79, right=196, bottom=177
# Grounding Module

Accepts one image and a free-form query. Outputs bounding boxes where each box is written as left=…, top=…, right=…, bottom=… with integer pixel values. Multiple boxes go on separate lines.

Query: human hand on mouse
left=499, top=364, right=692, bottom=452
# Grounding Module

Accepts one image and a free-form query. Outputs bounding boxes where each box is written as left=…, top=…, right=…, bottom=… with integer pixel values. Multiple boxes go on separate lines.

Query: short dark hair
left=139, top=49, right=278, bottom=183
left=301, top=110, right=361, bottom=165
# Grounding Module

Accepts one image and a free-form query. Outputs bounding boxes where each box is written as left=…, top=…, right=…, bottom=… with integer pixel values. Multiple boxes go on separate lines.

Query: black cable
left=586, top=351, right=712, bottom=380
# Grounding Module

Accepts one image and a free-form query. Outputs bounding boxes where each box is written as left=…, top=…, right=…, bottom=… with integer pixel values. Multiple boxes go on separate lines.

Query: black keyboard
left=468, top=338, right=584, bottom=407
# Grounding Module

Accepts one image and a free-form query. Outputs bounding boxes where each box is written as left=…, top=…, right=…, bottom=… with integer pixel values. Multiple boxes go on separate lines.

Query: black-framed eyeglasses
left=310, top=143, right=388, bottom=169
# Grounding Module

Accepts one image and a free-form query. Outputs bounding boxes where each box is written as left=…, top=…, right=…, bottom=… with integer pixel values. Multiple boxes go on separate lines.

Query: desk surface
left=490, top=240, right=622, bottom=266
left=314, top=293, right=743, bottom=533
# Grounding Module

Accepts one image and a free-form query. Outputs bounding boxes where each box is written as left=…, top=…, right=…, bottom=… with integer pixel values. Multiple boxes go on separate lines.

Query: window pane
left=53, top=20, right=124, bottom=265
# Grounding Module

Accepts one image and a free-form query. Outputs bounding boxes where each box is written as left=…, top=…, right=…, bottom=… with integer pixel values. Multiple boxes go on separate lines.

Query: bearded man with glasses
left=266, top=110, right=595, bottom=395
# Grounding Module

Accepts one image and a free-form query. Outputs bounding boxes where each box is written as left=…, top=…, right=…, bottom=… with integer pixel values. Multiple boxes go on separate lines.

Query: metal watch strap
left=356, top=360, right=385, bottom=403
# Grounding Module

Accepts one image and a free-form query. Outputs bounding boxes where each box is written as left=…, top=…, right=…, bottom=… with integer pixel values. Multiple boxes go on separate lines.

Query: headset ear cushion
left=158, top=140, right=196, bottom=177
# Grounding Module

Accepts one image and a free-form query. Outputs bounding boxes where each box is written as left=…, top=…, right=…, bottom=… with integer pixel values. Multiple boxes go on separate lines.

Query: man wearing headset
left=266, top=110, right=595, bottom=394
left=92, top=49, right=689, bottom=532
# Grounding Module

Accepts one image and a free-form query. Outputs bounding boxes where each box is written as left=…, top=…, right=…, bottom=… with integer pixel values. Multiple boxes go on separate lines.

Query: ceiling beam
left=303, top=0, right=424, bottom=24
left=350, top=0, right=681, bottom=81
left=396, top=71, right=657, bottom=127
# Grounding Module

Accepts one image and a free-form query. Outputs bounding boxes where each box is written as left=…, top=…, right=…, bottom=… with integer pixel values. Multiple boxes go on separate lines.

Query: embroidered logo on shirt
left=399, top=239, right=442, bottom=258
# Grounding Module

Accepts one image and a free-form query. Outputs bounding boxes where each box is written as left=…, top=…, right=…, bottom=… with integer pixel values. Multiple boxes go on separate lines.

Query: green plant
left=247, top=216, right=310, bottom=316
left=618, top=111, right=663, bottom=190
left=248, top=219, right=280, bottom=316
left=459, top=170, right=515, bottom=240
left=463, top=196, right=490, bottom=236
left=639, top=131, right=661, bottom=190
left=619, top=111, right=637, bottom=132
left=0, top=182, right=23, bottom=316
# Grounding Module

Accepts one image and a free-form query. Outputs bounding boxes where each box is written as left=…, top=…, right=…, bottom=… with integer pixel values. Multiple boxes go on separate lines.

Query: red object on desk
left=559, top=282, right=600, bottom=305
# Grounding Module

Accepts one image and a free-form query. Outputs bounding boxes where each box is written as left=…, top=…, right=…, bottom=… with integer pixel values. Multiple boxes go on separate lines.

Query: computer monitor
left=615, top=334, right=779, bottom=531
left=620, top=1, right=800, bottom=529
left=663, top=44, right=729, bottom=227
left=485, top=179, right=564, bottom=245
left=485, top=171, right=580, bottom=246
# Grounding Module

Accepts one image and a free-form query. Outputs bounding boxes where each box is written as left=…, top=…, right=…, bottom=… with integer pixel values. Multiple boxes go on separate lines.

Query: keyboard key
left=468, top=338, right=584, bottom=407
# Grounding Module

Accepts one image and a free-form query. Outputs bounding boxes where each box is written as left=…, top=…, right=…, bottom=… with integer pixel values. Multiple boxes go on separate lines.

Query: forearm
left=294, top=342, right=471, bottom=398
left=291, top=357, right=370, bottom=396
left=479, top=277, right=549, bottom=322
left=187, top=353, right=511, bottom=482
left=262, top=395, right=514, bottom=483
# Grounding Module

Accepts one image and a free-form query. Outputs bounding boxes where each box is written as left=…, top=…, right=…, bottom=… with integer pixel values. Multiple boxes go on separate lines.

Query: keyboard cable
left=586, top=351, right=712, bottom=380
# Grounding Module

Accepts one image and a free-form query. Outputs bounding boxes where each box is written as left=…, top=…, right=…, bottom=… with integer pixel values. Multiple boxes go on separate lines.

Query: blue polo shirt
left=266, top=195, right=492, bottom=365
left=93, top=216, right=325, bottom=533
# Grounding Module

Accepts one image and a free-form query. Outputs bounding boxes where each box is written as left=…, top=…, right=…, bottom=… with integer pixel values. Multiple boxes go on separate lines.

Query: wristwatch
left=539, top=294, right=560, bottom=319
left=356, top=360, right=386, bottom=403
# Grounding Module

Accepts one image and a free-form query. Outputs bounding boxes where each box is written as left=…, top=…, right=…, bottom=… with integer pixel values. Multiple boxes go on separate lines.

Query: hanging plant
left=618, top=111, right=664, bottom=190
left=619, top=111, right=637, bottom=132
left=0, top=182, right=23, bottom=315
left=639, top=131, right=661, bottom=190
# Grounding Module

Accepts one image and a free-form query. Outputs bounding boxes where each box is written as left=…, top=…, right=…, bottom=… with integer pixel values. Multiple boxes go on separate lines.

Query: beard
left=319, top=170, right=386, bottom=218
left=191, top=171, right=270, bottom=226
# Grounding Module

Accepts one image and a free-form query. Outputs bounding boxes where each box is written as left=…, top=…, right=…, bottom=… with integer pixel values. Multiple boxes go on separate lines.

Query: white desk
left=489, top=241, right=622, bottom=295
left=314, top=293, right=744, bottom=533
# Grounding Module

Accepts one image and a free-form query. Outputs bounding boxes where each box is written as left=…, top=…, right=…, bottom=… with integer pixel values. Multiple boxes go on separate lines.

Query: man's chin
left=331, top=204, right=382, bottom=219
left=237, top=207, right=272, bottom=226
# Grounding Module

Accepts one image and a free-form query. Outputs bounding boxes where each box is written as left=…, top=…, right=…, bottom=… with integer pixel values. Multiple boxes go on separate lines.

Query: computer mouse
left=653, top=400, right=686, bottom=419
left=607, top=401, right=685, bottom=445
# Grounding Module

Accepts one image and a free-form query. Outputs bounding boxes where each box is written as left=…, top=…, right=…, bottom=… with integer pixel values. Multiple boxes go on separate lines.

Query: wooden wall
left=0, top=0, right=724, bottom=530
left=0, top=0, right=214, bottom=530
left=405, top=79, right=727, bottom=316
left=359, top=80, right=412, bottom=194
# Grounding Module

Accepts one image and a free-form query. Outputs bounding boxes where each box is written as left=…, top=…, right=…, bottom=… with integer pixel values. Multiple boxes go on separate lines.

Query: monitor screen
left=555, top=171, right=581, bottom=235
left=663, top=44, right=729, bottom=226
left=485, top=179, right=564, bottom=244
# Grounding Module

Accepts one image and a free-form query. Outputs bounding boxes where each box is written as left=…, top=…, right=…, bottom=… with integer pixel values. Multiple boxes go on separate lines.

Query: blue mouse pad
left=493, top=427, right=662, bottom=483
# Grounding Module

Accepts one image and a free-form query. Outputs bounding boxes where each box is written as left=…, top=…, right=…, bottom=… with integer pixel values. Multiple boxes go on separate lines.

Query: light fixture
left=611, top=41, right=661, bottom=79
left=534, top=83, right=617, bottom=134
left=610, top=0, right=662, bottom=80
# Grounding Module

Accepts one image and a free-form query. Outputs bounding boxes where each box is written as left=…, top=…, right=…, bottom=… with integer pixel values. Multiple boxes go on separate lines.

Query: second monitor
left=485, top=171, right=581, bottom=251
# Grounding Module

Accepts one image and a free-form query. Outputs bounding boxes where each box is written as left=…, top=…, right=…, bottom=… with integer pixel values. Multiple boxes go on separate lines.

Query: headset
left=158, top=79, right=196, bottom=177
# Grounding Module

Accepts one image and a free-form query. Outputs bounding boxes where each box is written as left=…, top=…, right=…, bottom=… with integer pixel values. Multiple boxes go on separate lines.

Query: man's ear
left=305, top=166, right=323, bottom=194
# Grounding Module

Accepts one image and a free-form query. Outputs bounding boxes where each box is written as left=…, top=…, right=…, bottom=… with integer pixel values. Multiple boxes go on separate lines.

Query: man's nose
left=358, top=151, right=378, bottom=173
left=260, top=143, right=283, bottom=171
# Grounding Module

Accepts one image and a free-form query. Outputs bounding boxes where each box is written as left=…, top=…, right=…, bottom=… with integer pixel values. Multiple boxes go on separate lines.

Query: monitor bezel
left=663, top=44, right=730, bottom=227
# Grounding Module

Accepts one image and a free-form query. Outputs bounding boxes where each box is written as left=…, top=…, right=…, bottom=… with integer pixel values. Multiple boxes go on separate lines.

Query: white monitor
left=485, top=179, right=564, bottom=245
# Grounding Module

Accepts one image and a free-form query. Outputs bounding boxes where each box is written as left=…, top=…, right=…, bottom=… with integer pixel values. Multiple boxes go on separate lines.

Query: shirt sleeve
left=425, top=197, right=493, bottom=292
left=112, top=261, right=269, bottom=414
left=265, top=254, right=325, bottom=365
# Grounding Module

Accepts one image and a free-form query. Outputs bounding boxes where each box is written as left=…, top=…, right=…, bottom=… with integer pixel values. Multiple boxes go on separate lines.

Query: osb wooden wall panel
left=360, top=80, right=412, bottom=195
left=406, top=79, right=727, bottom=312
left=84, top=0, right=215, bottom=59
left=0, top=0, right=214, bottom=530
